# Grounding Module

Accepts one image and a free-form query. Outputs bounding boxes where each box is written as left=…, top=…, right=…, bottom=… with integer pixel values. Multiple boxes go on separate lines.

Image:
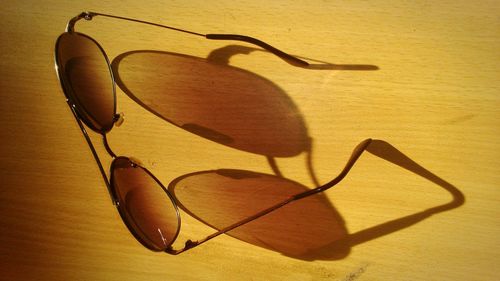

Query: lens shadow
left=168, top=169, right=350, bottom=260
left=111, top=50, right=309, bottom=158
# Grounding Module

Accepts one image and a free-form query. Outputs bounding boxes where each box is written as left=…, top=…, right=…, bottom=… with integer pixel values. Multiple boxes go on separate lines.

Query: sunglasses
left=54, top=11, right=372, bottom=254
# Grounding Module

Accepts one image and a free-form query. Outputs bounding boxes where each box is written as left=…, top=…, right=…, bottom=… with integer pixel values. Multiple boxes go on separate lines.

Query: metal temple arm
left=66, top=11, right=309, bottom=67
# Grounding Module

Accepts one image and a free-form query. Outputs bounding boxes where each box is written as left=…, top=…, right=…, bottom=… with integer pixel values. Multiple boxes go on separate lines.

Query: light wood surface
left=1, top=1, right=499, bottom=280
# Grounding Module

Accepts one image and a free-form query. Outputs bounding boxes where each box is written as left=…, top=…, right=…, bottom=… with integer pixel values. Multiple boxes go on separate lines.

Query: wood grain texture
left=1, top=1, right=499, bottom=280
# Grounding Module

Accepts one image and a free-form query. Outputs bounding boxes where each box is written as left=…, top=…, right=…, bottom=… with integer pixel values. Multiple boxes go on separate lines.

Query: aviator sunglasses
left=54, top=11, right=372, bottom=254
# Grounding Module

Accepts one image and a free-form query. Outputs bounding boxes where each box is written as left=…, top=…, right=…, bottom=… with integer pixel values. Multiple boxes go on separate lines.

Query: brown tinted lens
left=112, top=51, right=309, bottom=157
left=111, top=157, right=180, bottom=251
left=56, top=33, right=115, bottom=131
left=169, top=170, right=348, bottom=259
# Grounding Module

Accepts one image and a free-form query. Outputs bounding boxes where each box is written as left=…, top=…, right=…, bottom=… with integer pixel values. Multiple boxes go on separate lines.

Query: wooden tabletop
left=1, top=1, right=498, bottom=280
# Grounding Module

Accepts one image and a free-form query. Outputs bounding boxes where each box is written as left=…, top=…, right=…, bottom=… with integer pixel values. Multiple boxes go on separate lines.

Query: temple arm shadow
left=305, top=140, right=465, bottom=260
left=207, top=45, right=379, bottom=70
left=366, top=140, right=465, bottom=208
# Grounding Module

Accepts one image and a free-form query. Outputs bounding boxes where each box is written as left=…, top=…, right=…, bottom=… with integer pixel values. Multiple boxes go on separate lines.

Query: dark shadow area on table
left=111, top=48, right=463, bottom=260
left=112, top=50, right=309, bottom=158
left=207, top=45, right=379, bottom=70
left=168, top=139, right=464, bottom=260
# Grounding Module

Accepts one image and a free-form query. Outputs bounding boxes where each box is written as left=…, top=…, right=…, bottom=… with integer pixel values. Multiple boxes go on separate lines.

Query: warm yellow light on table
left=0, top=1, right=498, bottom=280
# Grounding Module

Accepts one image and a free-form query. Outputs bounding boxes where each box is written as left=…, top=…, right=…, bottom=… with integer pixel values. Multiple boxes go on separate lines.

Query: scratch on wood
left=342, top=263, right=368, bottom=281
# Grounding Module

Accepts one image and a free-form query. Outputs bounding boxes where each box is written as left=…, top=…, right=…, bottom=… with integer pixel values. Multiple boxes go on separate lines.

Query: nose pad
left=114, top=112, right=125, bottom=127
